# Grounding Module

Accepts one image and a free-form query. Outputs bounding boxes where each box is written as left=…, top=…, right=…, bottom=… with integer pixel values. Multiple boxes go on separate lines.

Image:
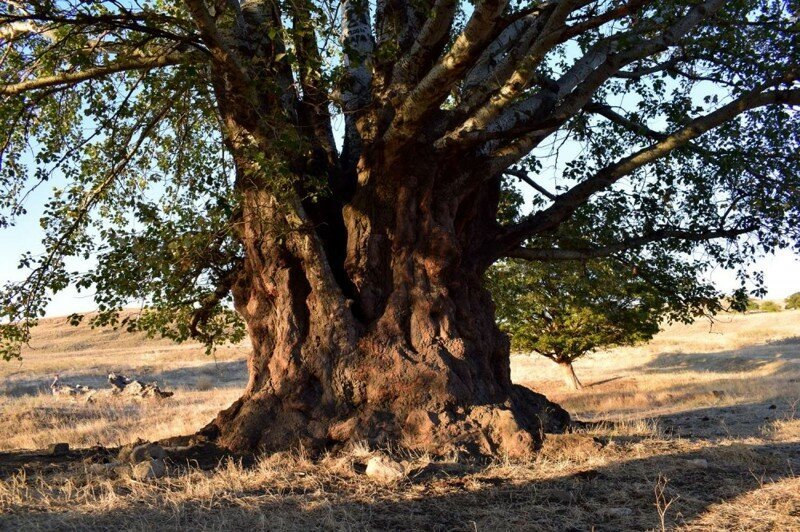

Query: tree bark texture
left=198, top=123, right=569, bottom=457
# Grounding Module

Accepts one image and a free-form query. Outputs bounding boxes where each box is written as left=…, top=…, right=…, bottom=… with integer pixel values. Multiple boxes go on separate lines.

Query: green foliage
left=758, top=300, right=782, bottom=312
left=746, top=298, right=762, bottom=312
left=1, top=0, right=799, bottom=362
left=488, top=259, right=685, bottom=362
left=785, top=293, right=800, bottom=310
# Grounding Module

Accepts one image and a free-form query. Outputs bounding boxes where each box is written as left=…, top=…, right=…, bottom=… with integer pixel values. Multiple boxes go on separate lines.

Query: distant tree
left=786, top=293, right=800, bottom=310
left=759, top=300, right=782, bottom=312
left=746, top=298, right=762, bottom=312
left=487, top=259, right=707, bottom=390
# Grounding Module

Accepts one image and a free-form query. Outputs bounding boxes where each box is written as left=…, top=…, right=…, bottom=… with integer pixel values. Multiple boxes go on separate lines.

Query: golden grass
left=0, top=310, right=799, bottom=530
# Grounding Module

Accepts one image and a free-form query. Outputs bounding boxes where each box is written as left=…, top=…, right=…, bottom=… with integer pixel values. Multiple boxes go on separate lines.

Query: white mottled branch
left=0, top=52, right=201, bottom=95
left=391, top=0, right=457, bottom=87
left=384, top=0, right=509, bottom=143
left=486, top=0, right=728, bottom=169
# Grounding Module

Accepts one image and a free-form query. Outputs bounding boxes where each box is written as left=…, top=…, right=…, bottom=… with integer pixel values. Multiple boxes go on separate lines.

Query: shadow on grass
left=639, top=339, right=800, bottom=374
left=1, top=438, right=797, bottom=531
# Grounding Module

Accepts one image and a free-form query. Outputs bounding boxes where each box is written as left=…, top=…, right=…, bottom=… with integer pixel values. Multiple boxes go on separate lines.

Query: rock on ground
left=365, top=455, right=405, bottom=482
left=130, top=459, right=167, bottom=480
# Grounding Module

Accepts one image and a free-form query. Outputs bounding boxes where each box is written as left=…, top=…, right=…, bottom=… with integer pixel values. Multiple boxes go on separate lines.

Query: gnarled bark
left=199, top=146, right=569, bottom=458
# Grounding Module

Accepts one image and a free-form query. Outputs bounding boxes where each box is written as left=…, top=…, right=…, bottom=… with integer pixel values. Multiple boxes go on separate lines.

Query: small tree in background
left=786, top=293, right=800, bottom=310
left=746, top=298, right=762, bottom=312
left=488, top=260, right=672, bottom=390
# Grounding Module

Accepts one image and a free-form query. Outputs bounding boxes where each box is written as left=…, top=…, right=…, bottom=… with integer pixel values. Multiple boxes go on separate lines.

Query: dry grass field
left=0, top=310, right=799, bottom=530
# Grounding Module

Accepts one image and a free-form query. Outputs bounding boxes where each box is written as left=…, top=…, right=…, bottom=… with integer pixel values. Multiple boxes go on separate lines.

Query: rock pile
left=88, top=442, right=169, bottom=480
left=50, top=373, right=173, bottom=402
left=106, top=372, right=174, bottom=399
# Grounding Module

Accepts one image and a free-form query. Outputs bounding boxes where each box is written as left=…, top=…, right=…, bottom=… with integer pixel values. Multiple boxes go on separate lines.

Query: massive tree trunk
left=199, top=136, right=569, bottom=457
left=185, top=0, right=580, bottom=458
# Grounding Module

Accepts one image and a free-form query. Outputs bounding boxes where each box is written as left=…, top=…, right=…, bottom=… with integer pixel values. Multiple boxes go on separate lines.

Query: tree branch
left=504, top=167, right=557, bottom=200
left=384, top=0, right=510, bottom=143
left=391, top=0, right=457, bottom=87
left=339, top=0, right=374, bottom=171
left=476, top=0, right=727, bottom=165
left=0, top=52, right=202, bottom=95
left=493, top=86, right=800, bottom=256
left=507, top=225, right=757, bottom=261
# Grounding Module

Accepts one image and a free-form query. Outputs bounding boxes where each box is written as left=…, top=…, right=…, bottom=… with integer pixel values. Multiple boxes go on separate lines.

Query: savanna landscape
left=2, top=0, right=800, bottom=530
left=1, top=307, right=798, bottom=530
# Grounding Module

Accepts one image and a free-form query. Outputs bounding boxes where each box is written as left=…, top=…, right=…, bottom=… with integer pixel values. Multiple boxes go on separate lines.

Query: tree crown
left=1, top=0, right=798, bottom=359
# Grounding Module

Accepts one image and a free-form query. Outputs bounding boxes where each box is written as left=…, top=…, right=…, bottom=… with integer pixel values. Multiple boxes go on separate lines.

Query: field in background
left=514, top=310, right=800, bottom=425
left=0, top=310, right=799, bottom=530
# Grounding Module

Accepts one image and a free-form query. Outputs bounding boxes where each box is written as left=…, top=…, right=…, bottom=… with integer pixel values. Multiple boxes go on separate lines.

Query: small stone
left=768, top=404, right=777, bottom=410
left=88, top=462, right=123, bottom=477
left=365, top=455, right=404, bottom=482
left=129, top=443, right=165, bottom=463
left=123, top=381, right=145, bottom=396
left=687, top=458, right=708, bottom=468
left=131, top=458, right=166, bottom=480
left=145, top=444, right=166, bottom=460
left=118, top=444, right=134, bottom=463
left=48, top=443, right=69, bottom=456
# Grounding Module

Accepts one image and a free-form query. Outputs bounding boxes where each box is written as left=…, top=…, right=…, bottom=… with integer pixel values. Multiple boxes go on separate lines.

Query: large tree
left=1, top=0, right=798, bottom=457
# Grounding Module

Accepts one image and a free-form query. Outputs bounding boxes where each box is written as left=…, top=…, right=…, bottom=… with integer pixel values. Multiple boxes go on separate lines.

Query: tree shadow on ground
left=638, top=339, right=800, bottom=374
left=1, top=437, right=797, bottom=531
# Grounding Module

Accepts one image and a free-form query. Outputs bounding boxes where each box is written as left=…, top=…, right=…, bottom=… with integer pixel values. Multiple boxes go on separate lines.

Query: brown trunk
left=198, top=121, right=568, bottom=457
left=558, top=361, right=584, bottom=391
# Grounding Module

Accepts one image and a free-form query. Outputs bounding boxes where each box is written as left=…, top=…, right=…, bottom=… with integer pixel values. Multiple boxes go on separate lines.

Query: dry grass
left=0, top=310, right=799, bottom=531
left=513, top=310, right=800, bottom=423
left=0, top=312, right=249, bottom=451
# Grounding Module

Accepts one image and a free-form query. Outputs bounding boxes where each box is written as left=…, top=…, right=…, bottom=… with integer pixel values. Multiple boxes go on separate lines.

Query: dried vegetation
left=1, top=311, right=799, bottom=530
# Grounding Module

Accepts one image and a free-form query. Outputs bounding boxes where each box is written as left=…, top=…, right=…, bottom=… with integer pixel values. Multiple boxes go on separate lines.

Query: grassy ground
left=0, top=311, right=798, bottom=530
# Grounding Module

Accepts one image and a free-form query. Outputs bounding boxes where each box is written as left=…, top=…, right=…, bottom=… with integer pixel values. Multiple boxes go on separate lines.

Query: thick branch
left=0, top=52, right=201, bottom=95
left=472, top=0, right=726, bottom=162
left=507, top=226, right=756, bottom=261
left=493, top=86, right=800, bottom=255
left=391, top=0, right=457, bottom=88
left=384, top=0, right=509, bottom=143
left=340, top=0, right=374, bottom=171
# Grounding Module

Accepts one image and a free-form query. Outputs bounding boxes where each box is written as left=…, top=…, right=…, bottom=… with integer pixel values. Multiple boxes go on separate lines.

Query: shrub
left=759, top=301, right=782, bottom=312
left=786, top=292, right=800, bottom=310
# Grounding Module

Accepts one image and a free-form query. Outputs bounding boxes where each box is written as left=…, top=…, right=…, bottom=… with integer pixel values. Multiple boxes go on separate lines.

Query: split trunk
left=558, top=361, right=584, bottom=391
left=198, top=136, right=569, bottom=458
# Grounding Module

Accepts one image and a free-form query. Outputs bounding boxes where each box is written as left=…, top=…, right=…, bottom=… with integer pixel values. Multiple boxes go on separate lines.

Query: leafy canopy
left=786, top=292, right=800, bottom=310
left=487, top=259, right=665, bottom=361
left=0, top=0, right=799, bottom=361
